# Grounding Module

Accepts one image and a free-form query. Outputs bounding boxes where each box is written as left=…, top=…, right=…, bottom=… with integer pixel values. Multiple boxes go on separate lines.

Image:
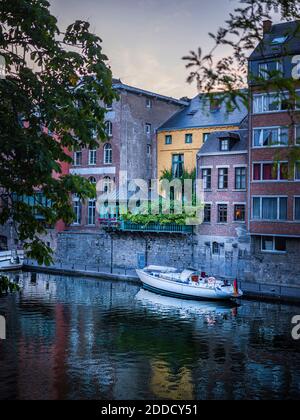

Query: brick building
left=196, top=129, right=250, bottom=274
left=248, top=20, right=300, bottom=284
left=68, top=79, right=187, bottom=230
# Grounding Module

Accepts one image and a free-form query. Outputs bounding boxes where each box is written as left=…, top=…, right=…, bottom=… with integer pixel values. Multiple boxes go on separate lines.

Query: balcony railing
left=118, top=221, right=193, bottom=234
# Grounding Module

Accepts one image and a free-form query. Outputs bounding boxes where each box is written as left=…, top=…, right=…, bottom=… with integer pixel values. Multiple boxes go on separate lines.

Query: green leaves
left=0, top=0, right=117, bottom=265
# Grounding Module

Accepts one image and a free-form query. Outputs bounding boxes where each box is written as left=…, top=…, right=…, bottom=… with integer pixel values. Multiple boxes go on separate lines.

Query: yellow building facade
left=157, top=125, right=240, bottom=178
left=156, top=94, right=247, bottom=179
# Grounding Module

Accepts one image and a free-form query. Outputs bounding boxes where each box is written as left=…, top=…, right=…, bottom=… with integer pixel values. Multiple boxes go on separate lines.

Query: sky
left=49, top=0, right=242, bottom=98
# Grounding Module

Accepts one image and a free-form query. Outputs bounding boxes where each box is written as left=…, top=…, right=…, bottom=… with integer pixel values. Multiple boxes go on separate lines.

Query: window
left=147, top=145, right=152, bottom=157
left=235, top=167, right=246, bottom=190
left=295, top=198, right=300, bottom=220
left=218, top=204, right=228, bottom=223
left=145, top=123, right=152, bottom=135
left=104, top=143, right=112, bottom=164
left=185, top=134, right=193, bottom=144
left=253, top=93, right=290, bottom=114
left=165, top=135, right=172, bottom=145
left=218, top=168, right=228, bottom=189
left=234, top=204, right=246, bottom=222
left=103, top=176, right=113, bottom=194
left=202, top=169, right=212, bottom=190
left=252, top=197, right=288, bottom=221
left=220, top=139, right=229, bottom=151
left=296, top=126, right=300, bottom=145
left=74, top=150, right=82, bottom=166
left=72, top=196, right=81, bottom=225
left=253, top=162, right=289, bottom=181
left=146, top=98, right=152, bottom=108
left=204, top=204, right=211, bottom=223
left=203, top=133, right=210, bottom=143
left=212, top=242, right=220, bottom=255
left=88, top=200, right=96, bottom=225
left=105, top=121, right=112, bottom=137
left=89, top=177, right=97, bottom=185
left=89, top=150, right=97, bottom=166
left=253, top=127, right=289, bottom=147
left=172, top=154, right=184, bottom=178
left=258, top=61, right=283, bottom=80
left=262, top=236, right=287, bottom=253
left=295, top=163, right=300, bottom=180
left=271, top=36, right=288, bottom=45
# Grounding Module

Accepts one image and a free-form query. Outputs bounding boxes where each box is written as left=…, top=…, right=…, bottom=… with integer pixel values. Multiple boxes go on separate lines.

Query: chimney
left=263, top=20, right=272, bottom=34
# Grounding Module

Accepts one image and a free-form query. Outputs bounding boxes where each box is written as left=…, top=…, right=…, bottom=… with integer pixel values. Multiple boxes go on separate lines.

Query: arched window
left=104, top=143, right=112, bottom=164
left=103, top=176, right=113, bottom=194
left=89, top=177, right=97, bottom=185
left=88, top=200, right=96, bottom=226
left=105, top=121, right=112, bottom=137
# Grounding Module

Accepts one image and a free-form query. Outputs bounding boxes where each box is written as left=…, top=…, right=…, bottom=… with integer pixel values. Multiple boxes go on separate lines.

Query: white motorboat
left=136, top=266, right=243, bottom=301
left=0, top=250, right=24, bottom=271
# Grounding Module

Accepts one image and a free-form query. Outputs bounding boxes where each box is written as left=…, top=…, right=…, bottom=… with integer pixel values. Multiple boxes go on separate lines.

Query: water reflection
left=0, top=272, right=299, bottom=400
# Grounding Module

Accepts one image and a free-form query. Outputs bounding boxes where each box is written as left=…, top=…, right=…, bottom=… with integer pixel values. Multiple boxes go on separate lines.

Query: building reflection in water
left=0, top=272, right=299, bottom=400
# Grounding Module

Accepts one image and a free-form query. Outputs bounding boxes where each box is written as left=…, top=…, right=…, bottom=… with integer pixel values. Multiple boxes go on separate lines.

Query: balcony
left=118, top=221, right=193, bottom=234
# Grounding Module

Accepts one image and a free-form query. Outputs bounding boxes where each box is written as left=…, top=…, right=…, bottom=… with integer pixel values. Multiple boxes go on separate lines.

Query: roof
left=112, top=79, right=189, bottom=107
left=197, top=129, right=248, bottom=156
left=158, top=93, right=248, bottom=131
left=250, top=20, right=300, bottom=61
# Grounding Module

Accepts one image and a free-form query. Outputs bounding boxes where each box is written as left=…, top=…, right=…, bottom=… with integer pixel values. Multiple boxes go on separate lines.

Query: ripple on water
left=0, top=272, right=300, bottom=400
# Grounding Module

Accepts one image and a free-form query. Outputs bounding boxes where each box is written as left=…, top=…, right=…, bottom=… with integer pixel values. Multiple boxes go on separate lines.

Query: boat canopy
left=180, top=270, right=196, bottom=281
left=146, top=266, right=178, bottom=273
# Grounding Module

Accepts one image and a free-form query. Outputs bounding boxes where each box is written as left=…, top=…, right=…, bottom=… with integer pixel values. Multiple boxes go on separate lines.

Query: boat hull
left=136, top=270, right=242, bottom=301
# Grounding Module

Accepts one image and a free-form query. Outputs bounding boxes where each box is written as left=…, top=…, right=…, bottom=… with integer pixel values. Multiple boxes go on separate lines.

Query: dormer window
left=271, top=36, right=288, bottom=45
left=220, top=139, right=229, bottom=151
left=210, top=99, right=221, bottom=113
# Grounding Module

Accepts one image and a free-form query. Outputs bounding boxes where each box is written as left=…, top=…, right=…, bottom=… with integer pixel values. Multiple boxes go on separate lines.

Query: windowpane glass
left=262, top=198, right=277, bottom=220
left=253, top=198, right=261, bottom=219
left=234, top=205, right=246, bottom=222
left=296, top=163, right=300, bottom=180
left=279, top=198, right=288, bottom=220
left=295, top=198, right=300, bottom=220
left=204, top=204, right=211, bottom=223
left=172, top=154, right=184, bottom=178
left=275, top=237, right=287, bottom=252
left=253, top=164, right=261, bottom=180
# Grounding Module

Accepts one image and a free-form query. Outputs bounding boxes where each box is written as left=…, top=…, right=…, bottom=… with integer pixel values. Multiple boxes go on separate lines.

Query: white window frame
left=88, top=149, right=97, bottom=166
left=252, top=126, right=289, bottom=148
left=233, top=203, right=246, bottom=223
left=261, top=236, right=287, bottom=254
left=202, top=168, right=212, bottom=190
left=105, top=121, right=112, bottom=137
left=87, top=200, right=96, bottom=226
left=252, top=196, right=288, bottom=221
left=104, top=143, right=112, bottom=165
left=73, top=150, right=82, bottom=167
left=235, top=167, right=247, bottom=190
left=253, top=92, right=289, bottom=114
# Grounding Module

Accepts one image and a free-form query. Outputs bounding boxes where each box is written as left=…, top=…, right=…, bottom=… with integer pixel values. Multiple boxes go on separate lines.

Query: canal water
left=0, top=271, right=300, bottom=400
